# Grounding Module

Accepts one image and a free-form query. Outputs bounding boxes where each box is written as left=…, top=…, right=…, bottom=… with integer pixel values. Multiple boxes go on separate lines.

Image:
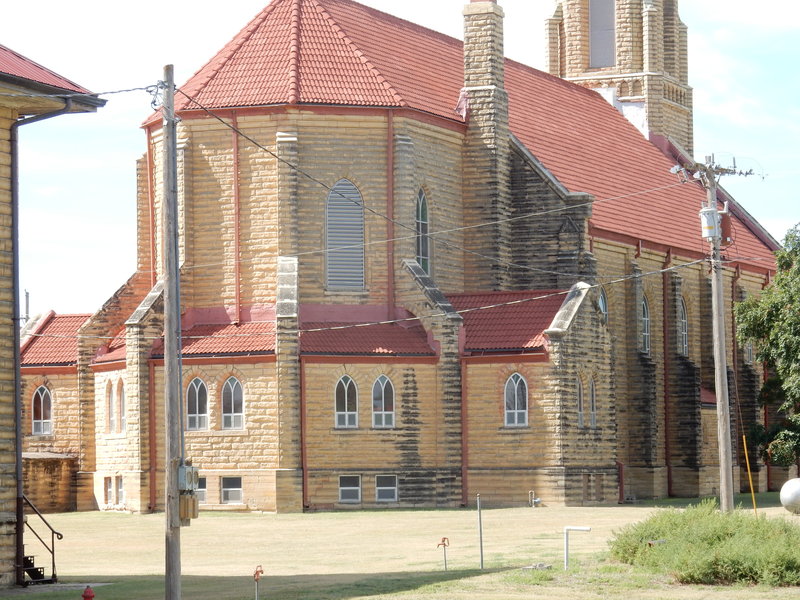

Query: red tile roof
left=93, top=329, right=127, bottom=364
left=0, top=44, right=91, bottom=93
left=301, top=321, right=433, bottom=356
left=21, top=313, right=90, bottom=366
left=450, top=291, right=566, bottom=353
left=166, top=0, right=775, bottom=269
left=163, top=321, right=277, bottom=357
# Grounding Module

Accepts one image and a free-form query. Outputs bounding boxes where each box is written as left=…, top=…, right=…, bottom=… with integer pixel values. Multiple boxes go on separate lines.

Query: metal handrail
left=22, top=493, right=62, bottom=583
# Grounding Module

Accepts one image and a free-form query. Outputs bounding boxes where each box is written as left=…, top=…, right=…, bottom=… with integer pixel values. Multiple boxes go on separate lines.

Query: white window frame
left=678, top=298, right=689, bottom=356
left=326, top=179, right=365, bottom=290
left=335, top=375, right=358, bottom=429
left=338, top=475, right=361, bottom=503
left=117, top=379, right=126, bottom=432
left=372, top=375, right=395, bottom=428
left=32, top=386, right=52, bottom=436
left=222, top=376, right=244, bottom=430
left=375, top=474, right=398, bottom=502
left=196, top=477, right=207, bottom=504
left=221, top=477, right=243, bottom=504
left=641, top=297, right=651, bottom=354
left=106, top=381, right=116, bottom=433
left=116, top=476, right=125, bottom=505
left=186, top=377, right=209, bottom=431
left=104, top=477, right=113, bottom=505
left=504, top=373, right=528, bottom=427
left=415, top=189, right=430, bottom=274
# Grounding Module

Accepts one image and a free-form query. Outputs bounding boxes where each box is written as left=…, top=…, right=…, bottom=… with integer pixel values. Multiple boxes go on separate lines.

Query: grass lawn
left=4, top=492, right=798, bottom=599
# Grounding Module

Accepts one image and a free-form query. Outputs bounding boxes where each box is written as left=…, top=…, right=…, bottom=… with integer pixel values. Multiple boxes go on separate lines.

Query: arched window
left=326, top=179, right=365, bottom=290
left=335, top=375, right=358, bottom=428
left=504, top=373, right=528, bottom=427
left=415, top=189, right=430, bottom=274
left=186, top=377, right=209, bottom=430
left=222, top=376, right=244, bottom=430
left=372, top=375, right=395, bottom=428
left=589, top=378, right=597, bottom=428
left=106, top=381, right=116, bottom=433
left=32, top=386, right=52, bottom=435
left=577, top=378, right=585, bottom=428
left=598, top=287, right=608, bottom=322
left=678, top=298, right=689, bottom=356
left=589, top=0, right=616, bottom=68
left=641, top=297, right=651, bottom=354
left=117, top=380, right=126, bottom=432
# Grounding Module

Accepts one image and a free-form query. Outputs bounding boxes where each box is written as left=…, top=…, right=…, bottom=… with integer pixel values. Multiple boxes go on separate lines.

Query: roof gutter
left=11, top=98, right=74, bottom=587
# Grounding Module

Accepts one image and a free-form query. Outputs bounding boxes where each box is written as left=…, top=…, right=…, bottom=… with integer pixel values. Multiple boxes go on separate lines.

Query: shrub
left=609, top=499, right=800, bottom=586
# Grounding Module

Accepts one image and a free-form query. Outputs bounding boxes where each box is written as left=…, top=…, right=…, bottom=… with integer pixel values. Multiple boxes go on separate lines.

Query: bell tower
left=547, top=0, right=693, bottom=154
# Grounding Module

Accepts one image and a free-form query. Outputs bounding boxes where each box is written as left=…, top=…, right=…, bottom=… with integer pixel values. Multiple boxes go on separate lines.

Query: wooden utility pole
left=698, top=160, right=734, bottom=512
left=162, top=64, right=182, bottom=598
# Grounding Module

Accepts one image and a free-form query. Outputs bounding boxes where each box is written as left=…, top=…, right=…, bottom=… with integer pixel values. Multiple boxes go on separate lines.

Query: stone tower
left=546, top=0, right=693, bottom=154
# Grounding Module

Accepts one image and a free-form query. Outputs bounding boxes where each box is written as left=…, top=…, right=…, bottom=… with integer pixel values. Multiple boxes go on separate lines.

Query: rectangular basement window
left=221, top=477, right=243, bottom=504
left=339, top=475, right=361, bottom=503
left=375, top=475, right=398, bottom=502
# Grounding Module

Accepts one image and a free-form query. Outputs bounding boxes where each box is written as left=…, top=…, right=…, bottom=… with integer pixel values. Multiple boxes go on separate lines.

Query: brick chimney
left=461, top=0, right=512, bottom=289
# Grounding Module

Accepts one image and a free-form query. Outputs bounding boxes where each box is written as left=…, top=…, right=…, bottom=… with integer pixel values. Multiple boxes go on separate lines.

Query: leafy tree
left=735, top=225, right=800, bottom=465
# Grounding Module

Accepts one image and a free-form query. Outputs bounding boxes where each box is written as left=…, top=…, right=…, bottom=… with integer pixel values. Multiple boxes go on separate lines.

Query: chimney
left=461, top=0, right=512, bottom=289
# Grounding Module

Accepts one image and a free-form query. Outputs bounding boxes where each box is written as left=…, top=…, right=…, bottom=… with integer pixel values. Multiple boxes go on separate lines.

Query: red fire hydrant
left=82, top=585, right=95, bottom=599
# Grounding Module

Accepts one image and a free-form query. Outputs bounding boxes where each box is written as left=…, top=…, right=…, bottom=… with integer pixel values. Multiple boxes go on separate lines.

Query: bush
left=609, top=499, right=800, bottom=586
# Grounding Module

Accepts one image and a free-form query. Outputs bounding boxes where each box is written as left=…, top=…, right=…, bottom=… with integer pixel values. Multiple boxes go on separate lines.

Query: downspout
left=661, top=252, right=673, bottom=496
left=386, top=111, right=395, bottom=320
left=300, top=356, right=308, bottom=509
left=11, top=98, right=73, bottom=586
left=232, top=113, right=241, bottom=323
left=149, top=359, right=157, bottom=511
left=460, top=357, right=469, bottom=506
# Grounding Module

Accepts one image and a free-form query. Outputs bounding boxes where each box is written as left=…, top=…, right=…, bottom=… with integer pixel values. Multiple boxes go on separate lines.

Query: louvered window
left=326, top=179, right=365, bottom=290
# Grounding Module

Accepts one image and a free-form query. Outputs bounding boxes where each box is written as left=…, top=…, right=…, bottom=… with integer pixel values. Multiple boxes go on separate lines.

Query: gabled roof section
left=21, top=313, right=90, bottom=366
left=450, top=291, right=567, bottom=353
left=93, top=329, right=127, bottom=365
left=301, top=322, right=434, bottom=356
left=0, top=44, right=91, bottom=94
left=154, top=321, right=277, bottom=357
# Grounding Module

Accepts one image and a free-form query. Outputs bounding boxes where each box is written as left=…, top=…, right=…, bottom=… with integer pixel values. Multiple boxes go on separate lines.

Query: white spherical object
left=780, top=478, right=800, bottom=514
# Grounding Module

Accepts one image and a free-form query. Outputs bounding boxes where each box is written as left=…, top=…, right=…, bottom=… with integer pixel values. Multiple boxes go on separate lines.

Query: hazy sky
left=4, top=0, right=797, bottom=317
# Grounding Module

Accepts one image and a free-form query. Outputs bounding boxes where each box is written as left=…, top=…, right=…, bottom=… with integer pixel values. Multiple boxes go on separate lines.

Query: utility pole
left=162, top=64, right=182, bottom=598
left=697, top=158, right=734, bottom=513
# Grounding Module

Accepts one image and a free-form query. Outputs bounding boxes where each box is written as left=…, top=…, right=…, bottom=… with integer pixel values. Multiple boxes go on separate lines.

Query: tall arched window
left=335, top=375, right=358, bottom=428
left=641, top=297, right=651, bottom=354
left=106, top=381, right=116, bottom=433
left=186, top=377, right=209, bottom=431
left=504, top=373, right=528, bottom=427
left=117, top=380, right=126, bottom=432
left=678, top=298, right=689, bottom=356
left=32, top=386, right=52, bottom=435
left=372, top=375, right=395, bottom=428
left=326, top=179, right=365, bottom=290
left=589, top=0, right=616, bottom=68
left=598, top=287, right=608, bottom=322
left=415, top=189, right=430, bottom=274
left=589, top=378, right=597, bottom=428
left=222, top=376, right=244, bottom=430
left=577, top=378, right=585, bottom=428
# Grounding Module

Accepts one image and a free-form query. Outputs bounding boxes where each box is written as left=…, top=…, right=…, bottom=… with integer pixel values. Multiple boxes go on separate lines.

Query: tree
left=736, top=225, right=800, bottom=465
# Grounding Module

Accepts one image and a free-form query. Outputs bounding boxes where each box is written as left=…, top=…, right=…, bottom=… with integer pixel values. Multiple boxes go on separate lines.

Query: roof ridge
left=289, top=0, right=302, bottom=104
left=0, top=44, right=90, bottom=93
left=311, top=0, right=407, bottom=107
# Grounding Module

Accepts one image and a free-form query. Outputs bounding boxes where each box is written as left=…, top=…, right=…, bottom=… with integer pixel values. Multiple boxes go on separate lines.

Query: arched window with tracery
left=504, top=373, right=528, bottom=427
left=335, top=375, right=358, bottom=428
left=186, top=377, right=209, bottom=431
left=222, top=376, right=244, bottom=430
left=32, top=386, right=52, bottom=435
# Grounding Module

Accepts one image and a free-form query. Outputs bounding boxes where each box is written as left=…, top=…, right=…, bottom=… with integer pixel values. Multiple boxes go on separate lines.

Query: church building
left=20, top=0, right=778, bottom=513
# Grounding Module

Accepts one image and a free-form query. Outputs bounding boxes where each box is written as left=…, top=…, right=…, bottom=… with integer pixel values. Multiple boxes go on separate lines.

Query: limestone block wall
left=0, top=106, right=16, bottom=586
left=20, top=373, right=81, bottom=455
left=303, top=361, right=452, bottom=509
left=22, top=455, right=75, bottom=513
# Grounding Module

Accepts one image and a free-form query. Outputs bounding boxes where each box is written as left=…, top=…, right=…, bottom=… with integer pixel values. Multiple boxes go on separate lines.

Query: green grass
left=610, top=499, right=800, bottom=585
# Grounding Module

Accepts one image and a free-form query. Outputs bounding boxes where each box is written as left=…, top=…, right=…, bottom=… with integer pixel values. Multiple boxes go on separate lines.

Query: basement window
left=196, top=477, right=207, bottom=504
left=339, top=475, right=361, bottom=503
left=376, top=475, right=398, bottom=502
left=221, top=477, right=243, bottom=504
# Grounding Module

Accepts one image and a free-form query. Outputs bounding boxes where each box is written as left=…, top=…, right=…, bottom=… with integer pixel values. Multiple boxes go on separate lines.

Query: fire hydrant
left=82, top=586, right=95, bottom=600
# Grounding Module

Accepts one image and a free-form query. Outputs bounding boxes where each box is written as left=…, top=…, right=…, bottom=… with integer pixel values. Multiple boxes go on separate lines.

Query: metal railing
left=21, top=493, right=62, bottom=583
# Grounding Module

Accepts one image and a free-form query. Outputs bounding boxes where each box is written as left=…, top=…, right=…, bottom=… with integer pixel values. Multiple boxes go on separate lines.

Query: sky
left=3, top=0, right=798, bottom=318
